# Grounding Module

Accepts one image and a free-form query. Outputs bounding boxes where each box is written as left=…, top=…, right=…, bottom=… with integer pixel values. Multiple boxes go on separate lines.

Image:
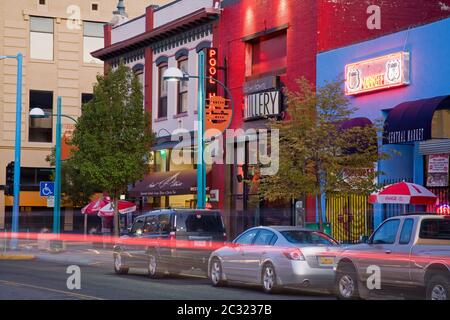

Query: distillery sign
left=345, top=51, right=410, bottom=95
left=244, top=90, right=280, bottom=121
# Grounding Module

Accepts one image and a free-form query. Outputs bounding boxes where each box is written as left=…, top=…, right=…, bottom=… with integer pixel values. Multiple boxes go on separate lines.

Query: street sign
left=47, top=196, right=55, bottom=208
left=40, top=181, right=55, bottom=197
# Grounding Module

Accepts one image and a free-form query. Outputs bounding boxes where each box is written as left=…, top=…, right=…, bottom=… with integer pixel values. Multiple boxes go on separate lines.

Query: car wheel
left=261, top=263, right=279, bottom=294
left=147, top=253, right=164, bottom=279
left=210, top=258, right=226, bottom=287
left=335, top=264, right=360, bottom=300
left=113, top=252, right=129, bottom=275
left=426, top=274, right=449, bottom=300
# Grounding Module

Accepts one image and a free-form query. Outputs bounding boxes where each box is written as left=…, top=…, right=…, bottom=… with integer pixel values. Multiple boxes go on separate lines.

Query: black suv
left=113, top=209, right=227, bottom=278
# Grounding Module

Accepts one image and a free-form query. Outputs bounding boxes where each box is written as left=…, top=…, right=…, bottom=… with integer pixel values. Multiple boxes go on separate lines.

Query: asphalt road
left=0, top=259, right=333, bottom=300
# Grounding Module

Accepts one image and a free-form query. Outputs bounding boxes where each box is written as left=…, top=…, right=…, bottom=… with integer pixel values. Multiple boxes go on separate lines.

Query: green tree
left=257, top=78, right=385, bottom=231
left=70, top=63, right=154, bottom=236
left=46, top=150, right=100, bottom=208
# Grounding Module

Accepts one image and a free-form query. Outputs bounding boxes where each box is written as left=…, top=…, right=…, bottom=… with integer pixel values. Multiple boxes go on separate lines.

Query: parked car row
left=112, top=209, right=450, bottom=300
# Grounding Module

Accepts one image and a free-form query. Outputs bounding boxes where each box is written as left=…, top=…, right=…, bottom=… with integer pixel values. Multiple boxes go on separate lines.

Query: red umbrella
left=81, top=196, right=111, bottom=215
left=369, top=182, right=437, bottom=205
left=97, top=200, right=136, bottom=218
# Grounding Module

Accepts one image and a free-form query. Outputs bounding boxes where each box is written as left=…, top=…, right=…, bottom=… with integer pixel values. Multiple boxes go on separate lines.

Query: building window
left=81, top=93, right=94, bottom=105
left=158, top=64, right=168, bottom=118
left=177, top=58, right=188, bottom=114
left=30, top=16, right=54, bottom=61
left=83, top=21, right=104, bottom=64
left=39, top=0, right=46, bottom=5
left=247, top=31, right=287, bottom=76
left=29, top=90, right=53, bottom=143
left=91, top=3, right=99, bottom=11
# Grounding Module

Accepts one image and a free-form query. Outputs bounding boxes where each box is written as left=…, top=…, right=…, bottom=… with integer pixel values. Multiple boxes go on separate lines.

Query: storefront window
left=247, top=31, right=287, bottom=76
left=158, top=64, right=168, bottom=118
left=177, top=58, right=189, bottom=114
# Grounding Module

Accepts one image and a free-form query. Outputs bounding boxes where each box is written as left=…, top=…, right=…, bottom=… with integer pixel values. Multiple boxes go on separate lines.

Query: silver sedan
left=208, top=226, right=340, bottom=294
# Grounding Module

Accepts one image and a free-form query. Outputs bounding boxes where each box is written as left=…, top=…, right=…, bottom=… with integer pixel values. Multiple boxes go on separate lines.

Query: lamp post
left=1, top=53, right=23, bottom=249
left=30, top=98, right=77, bottom=234
left=163, top=61, right=235, bottom=209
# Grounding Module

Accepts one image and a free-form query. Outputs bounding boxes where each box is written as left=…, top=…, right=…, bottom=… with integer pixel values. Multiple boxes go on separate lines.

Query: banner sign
left=345, top=51, right=410, bottom=96
left=427, top=154, right=449, bottom=187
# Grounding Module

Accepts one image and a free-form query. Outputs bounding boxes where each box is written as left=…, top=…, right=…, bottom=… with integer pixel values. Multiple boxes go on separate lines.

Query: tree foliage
left=69, top=63, right=154, bottom=236
left=257, top=78, right=386, bottom=230
left=46, top=150, right=100, bottom=208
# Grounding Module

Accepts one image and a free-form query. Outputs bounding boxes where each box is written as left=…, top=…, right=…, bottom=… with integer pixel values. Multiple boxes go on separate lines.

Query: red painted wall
left=318, top=0, right=450, bottom=52
left=212, top=0, right=450, bottom=222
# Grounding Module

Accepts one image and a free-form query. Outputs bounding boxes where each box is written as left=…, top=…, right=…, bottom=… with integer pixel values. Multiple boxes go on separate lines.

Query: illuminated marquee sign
left=345, top=52, right=410, bottom=96
left=203, top=48, right=233, bottom=138
left=204, top=47, right=218, bottom=99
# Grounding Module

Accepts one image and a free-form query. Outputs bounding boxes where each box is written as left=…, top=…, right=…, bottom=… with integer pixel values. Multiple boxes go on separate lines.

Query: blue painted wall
left=316, top=17, right=450, bottom=227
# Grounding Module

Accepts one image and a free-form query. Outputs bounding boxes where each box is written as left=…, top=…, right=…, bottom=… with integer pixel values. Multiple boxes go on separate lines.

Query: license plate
left=318, top=256, right=334, bottom=266
left=194, top=240, right=206, bottom=247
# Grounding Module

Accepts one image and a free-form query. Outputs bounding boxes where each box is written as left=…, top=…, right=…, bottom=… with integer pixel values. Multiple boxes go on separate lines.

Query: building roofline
left=92, top=8, right=219, bottom=60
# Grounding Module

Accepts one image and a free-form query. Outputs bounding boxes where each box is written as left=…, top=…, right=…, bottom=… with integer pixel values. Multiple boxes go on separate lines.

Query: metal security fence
left=326, top=194, right=374, bottom=244
left=427, top=186, right=450, bottom=213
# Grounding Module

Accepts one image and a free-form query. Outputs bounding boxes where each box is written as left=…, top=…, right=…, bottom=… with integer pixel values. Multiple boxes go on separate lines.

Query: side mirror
left=359, top=235, right=369, bottom=244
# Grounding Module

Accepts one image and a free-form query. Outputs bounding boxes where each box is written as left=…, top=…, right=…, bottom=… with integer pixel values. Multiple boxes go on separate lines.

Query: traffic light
left=5, top=161, right=14, bottom=196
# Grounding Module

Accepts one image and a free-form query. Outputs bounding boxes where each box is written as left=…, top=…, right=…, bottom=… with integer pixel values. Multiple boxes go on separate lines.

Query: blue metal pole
left=53, top=96, right=62, bottom=234
left=197, top=51, right=206, bottom=209
left=11, top=53, right=23, bottom=249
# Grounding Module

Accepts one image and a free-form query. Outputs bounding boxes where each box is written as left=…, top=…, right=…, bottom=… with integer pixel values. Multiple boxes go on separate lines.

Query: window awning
left=129, top=170, right=210, bottom=197
left=383, top=95, right=450, bottom=144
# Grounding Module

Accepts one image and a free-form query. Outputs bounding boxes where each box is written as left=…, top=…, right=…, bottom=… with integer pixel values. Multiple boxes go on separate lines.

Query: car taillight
left=283, top=248, right=305, bottom=261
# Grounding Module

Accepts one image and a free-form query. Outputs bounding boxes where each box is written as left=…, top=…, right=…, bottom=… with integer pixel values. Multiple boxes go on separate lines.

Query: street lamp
left=30, top=98, right=77, bottom=234
left=1, top=53, right=23, bottom=249
left=163, top=59, right=234, bottom=209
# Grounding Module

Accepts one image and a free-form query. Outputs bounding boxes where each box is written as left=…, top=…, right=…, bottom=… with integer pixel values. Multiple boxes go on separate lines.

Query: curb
left=0, top=253, right=36, bottom=261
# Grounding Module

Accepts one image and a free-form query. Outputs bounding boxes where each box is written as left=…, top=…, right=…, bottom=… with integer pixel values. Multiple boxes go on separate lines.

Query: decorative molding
left=155, top=55, right=169, bottom=66
left=175, top=48, right=189, bottom=60
left=196, top=40, right=212, bottom=53
left=107, top=22, right=213, bottom=67
left=107, top=48, right=145, bottom=68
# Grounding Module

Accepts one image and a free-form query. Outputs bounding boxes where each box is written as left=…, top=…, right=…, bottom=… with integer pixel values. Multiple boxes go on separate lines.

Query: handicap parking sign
left=40, top=181, right=55, bottom=197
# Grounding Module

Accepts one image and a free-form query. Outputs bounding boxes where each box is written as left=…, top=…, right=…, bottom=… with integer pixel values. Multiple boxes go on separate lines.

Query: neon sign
left=205, top=47, right=218, bottom=100
left=437, top=204, right=450, bottom=215
left=345, top=51, right=410, bottom=96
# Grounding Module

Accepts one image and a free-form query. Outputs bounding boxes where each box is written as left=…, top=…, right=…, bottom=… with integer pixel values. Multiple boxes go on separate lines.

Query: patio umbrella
left=81, top=196, right=110, bottom=214
left=81, top=196, right=111, bottom=235
left=369, top=181, right=437, bottom=205
left=97, top=200, right=136, bottom=218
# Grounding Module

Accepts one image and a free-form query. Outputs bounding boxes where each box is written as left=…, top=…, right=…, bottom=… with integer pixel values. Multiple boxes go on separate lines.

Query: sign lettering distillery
left=244, top=90, right=280, bottom=121
left=345, top=51, right=410, bottom=95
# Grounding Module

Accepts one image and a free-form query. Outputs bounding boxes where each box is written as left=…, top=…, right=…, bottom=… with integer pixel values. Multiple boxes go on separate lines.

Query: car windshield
left=280, top=230, right=338, bottom=245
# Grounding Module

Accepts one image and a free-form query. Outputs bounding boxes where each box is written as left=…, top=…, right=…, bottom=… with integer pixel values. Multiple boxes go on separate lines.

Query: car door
left=123, top=217, right=146, bottom=267
left=387, top=218, right=415, bottom=285
left=222, top=229, right=260, bottom=281
left=244, top=229, right=277, bottom=283
left=364, top=218, right=401, bottom=286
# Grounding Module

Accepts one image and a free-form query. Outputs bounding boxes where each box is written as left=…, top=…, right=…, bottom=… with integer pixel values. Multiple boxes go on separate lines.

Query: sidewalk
left=1, top=240, right=113, bottom=266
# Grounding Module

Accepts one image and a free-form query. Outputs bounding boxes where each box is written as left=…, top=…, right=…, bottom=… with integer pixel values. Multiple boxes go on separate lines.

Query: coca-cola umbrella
left=369, top=182, right=437, bottom=206
left=81, top=196, right=111, bottom=235
left=97, top=200, right=136, bottom=218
